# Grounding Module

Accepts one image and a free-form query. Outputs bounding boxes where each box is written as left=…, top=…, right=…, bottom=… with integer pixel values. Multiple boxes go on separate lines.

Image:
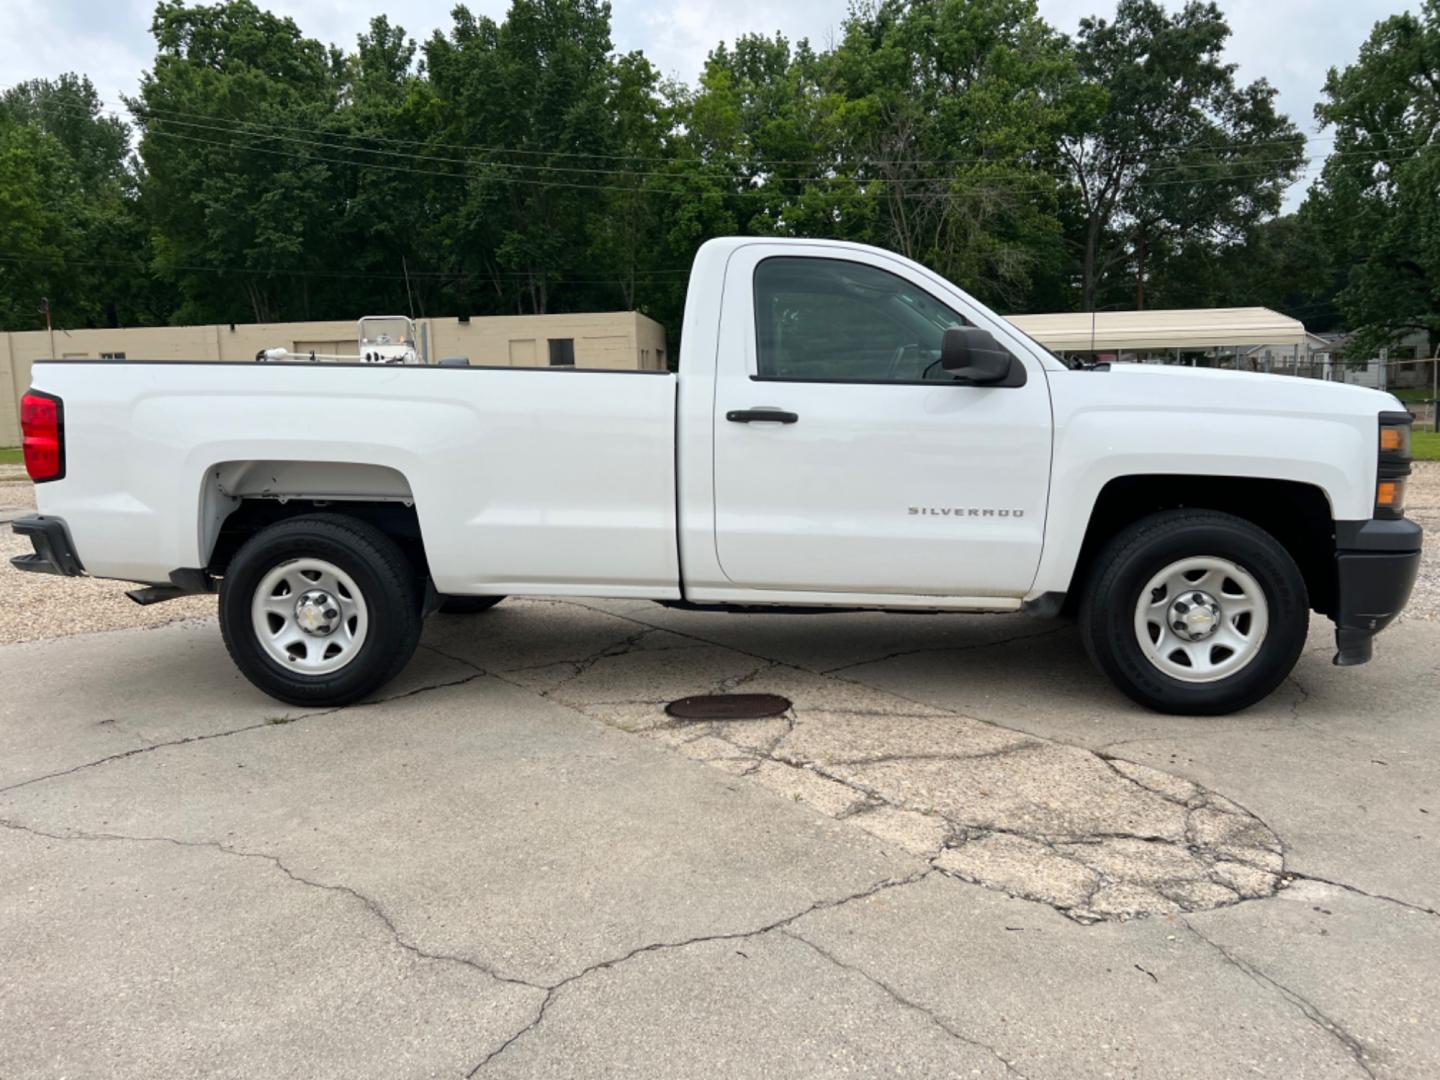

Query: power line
left=134, top=125, right=1071, bottom=198
left=0, top=251, right=694, bottom=284
left=62, top=98, right=1429, bottom=198
left=135, top=125, right=1353, bottom=201
left=106, top=93, right=1342, bottom=168
left=33, top=93, right=1425, bottom=196
left=18, top=86, right=1347, bottom=180
left=128, top=108, right=1065, bottom=185
left=133, top=105, right=1362, bottom=187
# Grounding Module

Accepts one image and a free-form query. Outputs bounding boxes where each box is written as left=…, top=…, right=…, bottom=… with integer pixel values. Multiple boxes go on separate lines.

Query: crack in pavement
left=1282, top=871, right=1440, bottom=919
left=508, top=602, right=1311, bottom=919
left=1290, top=675, right=1311, bottom=721
left=425, top=665, right=1023, bottom=1068
left=465, top=868, right=937, bottom=1075
left=0, top=816, right=545, bottom=993
left=422, top=607, right=1434, bottom=927
left=2, top=726, right=976, bottom=1077
left=543, top=598, right=1162, bottom=766
left=823, top=742, right=1047, bottom=769
left=820, top=623, right=1074, bottom=675
left=0, top=670, right=489, bottom=796
left=8, top=600, right=1437, bottom=1076
left=1181, top=919, right=1377, bottom=1079
left=698, top=712, right=1282, bottom=921
left=780, top=927, right=1031, bottom=1078
left=490, top=627, right=663, bottom=687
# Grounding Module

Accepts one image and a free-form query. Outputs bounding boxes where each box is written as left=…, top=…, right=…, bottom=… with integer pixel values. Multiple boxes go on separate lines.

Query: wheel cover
left=1133, top=556, right=1269, bottom=684
left=250, top=557, right=368, bottom=675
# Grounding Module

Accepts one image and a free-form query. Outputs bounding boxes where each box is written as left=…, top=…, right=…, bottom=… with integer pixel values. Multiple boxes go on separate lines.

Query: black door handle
left=726, top=408, right=799, bottom=424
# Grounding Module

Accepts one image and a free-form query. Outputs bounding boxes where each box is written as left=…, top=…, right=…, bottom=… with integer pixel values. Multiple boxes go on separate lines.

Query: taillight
left=20, top=390, right=65, bottom=483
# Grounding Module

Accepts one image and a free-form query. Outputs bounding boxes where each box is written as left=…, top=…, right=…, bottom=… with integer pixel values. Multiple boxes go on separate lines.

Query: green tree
left=1061, top=0, right=1303, bottom=311
left=0, top=75, right=155, bottom=331
left=585, top=50, right=676, bottom=311
left=825, top=0, right=1077, bottom=310
left=2, top=74, right=131, bottom=190
left=328, top=16, right=444, bottom=318
left=424, top=0, right=621, bottom=314
left=1142, top=213, right=1340, bottom=328
left=1308, top=0, right=1440, bottom=357
left=132, top=0, right=345, bottom=323
left=0, top=114, right=74, bottom=330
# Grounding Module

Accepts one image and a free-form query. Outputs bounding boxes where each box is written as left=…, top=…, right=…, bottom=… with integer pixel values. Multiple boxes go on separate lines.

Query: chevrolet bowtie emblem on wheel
left=908, top=507, right=1025, bottom=518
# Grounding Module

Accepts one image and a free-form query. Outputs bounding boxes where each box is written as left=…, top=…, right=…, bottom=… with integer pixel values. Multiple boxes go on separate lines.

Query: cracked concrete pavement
left=1, top=596, right=1437, bottom=1078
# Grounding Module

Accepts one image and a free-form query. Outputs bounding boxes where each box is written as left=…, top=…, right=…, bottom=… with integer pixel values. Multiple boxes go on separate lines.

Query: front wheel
left=1080, top=510, right=1308, bottom=715
left=219, top=514, right=423, bottom=707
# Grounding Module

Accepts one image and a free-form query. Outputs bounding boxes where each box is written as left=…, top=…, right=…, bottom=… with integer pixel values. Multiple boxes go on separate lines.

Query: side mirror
left=941, top=326, right=1014, bottom=385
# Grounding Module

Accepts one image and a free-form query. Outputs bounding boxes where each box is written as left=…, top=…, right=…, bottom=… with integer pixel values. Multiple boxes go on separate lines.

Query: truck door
left=711, top=247, right=1052, bottom=598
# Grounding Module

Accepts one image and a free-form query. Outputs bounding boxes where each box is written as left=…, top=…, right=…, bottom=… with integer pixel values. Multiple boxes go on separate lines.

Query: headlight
left=1376, top=412, right=1413, bottom=519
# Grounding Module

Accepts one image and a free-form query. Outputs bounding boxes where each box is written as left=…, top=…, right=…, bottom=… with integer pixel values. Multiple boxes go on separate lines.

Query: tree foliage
left=1308, top=0, right=1440, bottom=357
left=0, top=0, right=1381, bottom=352
left=1060, top=0, right=1304, bottom=310
left=0, top=75, right=155, bottom=329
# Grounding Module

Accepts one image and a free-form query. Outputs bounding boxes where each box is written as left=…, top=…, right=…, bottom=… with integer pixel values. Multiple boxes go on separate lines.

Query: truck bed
left=28, top=361, right=681, bottom=597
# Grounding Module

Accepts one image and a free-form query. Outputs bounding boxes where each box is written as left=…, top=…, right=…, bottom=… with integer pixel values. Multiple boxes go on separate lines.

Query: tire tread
left=219, top=514, right=422, bottom=706
left=1079, top=509, right=1308, bottom=715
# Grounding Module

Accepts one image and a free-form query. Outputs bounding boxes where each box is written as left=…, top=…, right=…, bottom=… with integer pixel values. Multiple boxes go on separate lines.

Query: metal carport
left=1007, top=307, right=1307, bottom=355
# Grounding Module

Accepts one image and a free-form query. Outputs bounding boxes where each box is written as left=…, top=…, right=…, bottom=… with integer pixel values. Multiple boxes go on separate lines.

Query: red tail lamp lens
left=21, top=391, right=64, bottom=482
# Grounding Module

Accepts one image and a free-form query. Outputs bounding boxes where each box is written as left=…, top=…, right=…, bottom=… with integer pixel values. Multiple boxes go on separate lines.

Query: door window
left=753, top=257, right=974, bottom=382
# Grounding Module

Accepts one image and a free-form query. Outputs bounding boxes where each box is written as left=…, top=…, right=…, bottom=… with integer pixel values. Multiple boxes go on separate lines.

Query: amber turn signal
left=1376, top=478, right=1407, bottom=513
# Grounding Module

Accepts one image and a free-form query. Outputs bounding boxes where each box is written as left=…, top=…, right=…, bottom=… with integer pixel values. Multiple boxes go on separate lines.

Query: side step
left=126, top=568, right=217, bottom=606
left=126, top=585, right=194, bottom=606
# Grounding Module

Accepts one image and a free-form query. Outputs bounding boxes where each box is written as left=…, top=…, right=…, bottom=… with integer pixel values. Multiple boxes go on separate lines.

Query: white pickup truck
left=12, top=238, right=1422, bottom=715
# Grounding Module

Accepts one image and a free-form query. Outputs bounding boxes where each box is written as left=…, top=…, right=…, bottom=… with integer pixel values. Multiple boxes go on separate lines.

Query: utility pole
left=1432, top=350, right=1438, bottom=433
left=41, top=297, right=55, bottom=360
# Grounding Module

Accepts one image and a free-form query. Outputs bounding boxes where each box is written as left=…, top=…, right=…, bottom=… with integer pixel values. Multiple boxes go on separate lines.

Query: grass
left=0, top=447, right=21, bottom=467
left=1412, top=429, right=1440, bottom=462
left=1393, top=388, right=1434, bottom=404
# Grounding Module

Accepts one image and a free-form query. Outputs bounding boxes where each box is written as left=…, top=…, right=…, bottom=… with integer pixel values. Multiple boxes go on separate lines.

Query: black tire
left=437, top=595, right=506, bottom=615
left=219, top=514, right=423, bottom=707
left=1080, top=510, right=1308, bottom=716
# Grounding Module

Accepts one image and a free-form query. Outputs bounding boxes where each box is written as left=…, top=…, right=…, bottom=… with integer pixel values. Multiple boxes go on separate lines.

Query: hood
left=1071, top=362, right=1403, bottom=419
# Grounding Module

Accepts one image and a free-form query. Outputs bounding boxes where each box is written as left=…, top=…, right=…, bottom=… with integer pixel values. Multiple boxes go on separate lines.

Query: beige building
left=1, top=311, right=668, bottom=446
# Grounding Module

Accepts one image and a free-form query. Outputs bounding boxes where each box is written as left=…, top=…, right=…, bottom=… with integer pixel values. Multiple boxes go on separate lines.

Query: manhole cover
left=665, top=693, right=792, bottom=720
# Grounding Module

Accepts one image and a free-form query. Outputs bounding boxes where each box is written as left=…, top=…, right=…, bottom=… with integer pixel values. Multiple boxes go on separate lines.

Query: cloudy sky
left=2, top=0, right=1413, bottom=205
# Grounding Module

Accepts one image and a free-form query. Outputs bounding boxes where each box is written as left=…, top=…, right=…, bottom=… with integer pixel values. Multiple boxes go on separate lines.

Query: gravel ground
left=0, top=481, right=215, bottom=645
left=2, top=464, right=1436, bottom=646
left=1403, top=461, right=1440, bottom=620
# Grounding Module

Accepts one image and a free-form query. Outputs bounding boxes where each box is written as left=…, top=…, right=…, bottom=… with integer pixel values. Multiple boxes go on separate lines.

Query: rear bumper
left=1332, top=519, right=1423, bottom=666
left=9, top=515, right=85, bottom=577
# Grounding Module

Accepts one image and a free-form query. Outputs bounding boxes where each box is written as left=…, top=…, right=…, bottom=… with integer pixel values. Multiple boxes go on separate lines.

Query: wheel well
left=1070, top=476, right=1337, bottom=616
left=199, top=460, right=427, bottom=582
left=207, top=499, right=428, bottom=583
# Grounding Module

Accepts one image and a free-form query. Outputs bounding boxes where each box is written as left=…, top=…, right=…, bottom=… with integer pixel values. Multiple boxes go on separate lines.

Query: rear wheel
left=1080, top=510, right=1308, bottom=715
left=219, top=514, right=422, bottom=706
left=437, top=594, right=506, bottom=615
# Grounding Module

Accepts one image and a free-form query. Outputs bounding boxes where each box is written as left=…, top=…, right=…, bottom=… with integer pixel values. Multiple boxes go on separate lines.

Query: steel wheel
left=250, top=557, right=368, bottom=675
left=1132, top=556, right=1269, bottom=683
